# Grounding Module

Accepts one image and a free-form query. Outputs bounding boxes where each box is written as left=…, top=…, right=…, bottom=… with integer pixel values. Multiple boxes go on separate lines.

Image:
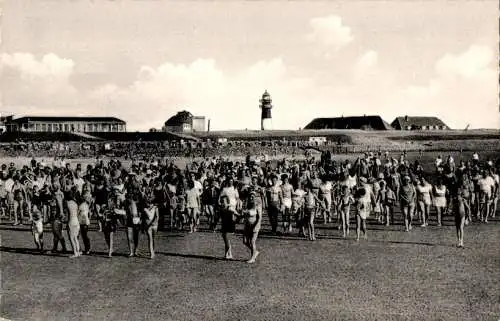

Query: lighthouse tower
left=259, top=90, right=273, bottom=130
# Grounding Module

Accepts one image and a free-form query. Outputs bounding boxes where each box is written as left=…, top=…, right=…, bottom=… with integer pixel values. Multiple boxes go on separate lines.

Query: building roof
left=391, top=116, right=449, bottom=129
left=9, top=116, right=125, bottom=124
left=165, top=111, right=193, bottom=126
left=304, top=115, right=393, bottom=130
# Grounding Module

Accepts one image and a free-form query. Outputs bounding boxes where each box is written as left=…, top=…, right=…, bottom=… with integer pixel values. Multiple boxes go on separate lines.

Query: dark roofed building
left=304, top=115, right=392, bottom=130
left=164, top=110, right=206, bottom=133
left=5, top=116, right=126, bottom=133
left=391, top=116, right=449, bottom=130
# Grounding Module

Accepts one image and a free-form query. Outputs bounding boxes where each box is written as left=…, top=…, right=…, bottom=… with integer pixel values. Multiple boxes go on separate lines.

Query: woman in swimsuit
left=66, top=189, right=81, bottom=258
left=340, top=185, right=355, bottom=238
left=433, top=179, right=447, bottom=227
left=242, top=192, right=261, bottom=263
left=399, top=176, right=416, bottom=232
left=416, top=176, right=432, bottom=227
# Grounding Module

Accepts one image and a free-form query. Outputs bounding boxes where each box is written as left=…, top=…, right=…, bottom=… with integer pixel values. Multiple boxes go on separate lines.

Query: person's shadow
left=0, top=246, right=245, bottom=261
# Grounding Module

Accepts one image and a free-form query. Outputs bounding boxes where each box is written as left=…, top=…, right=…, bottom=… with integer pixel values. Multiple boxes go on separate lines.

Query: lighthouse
left=259, top=90, right=273, bottom=130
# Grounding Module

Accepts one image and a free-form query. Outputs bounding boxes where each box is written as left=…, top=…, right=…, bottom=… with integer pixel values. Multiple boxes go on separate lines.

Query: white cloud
left=1, top=53, right=78, bottom=112
left=395, top=45, right=498, bottom=129
left=1, top=53, right=74, bottom=80
left=1, top=45, right=497, bottom=131
left=306, top=15, right=353, bottom=49
left=435, top=45, right=494, bottom=78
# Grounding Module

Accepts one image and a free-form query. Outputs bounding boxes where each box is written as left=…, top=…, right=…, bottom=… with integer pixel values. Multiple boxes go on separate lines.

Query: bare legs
left=356, top=215, right=367, bottom=241
left=436, top=207, right=443, bottom=226
left=147, top=227, right=156, bottom=259
left=33, top=231, right=44, bottom=252
left=67, top=224, right=81, bottom=258
left=307, top=210, right=316, bottom=241
left=456, top=216, right=465, bottom=248
left=51, top=220, right=67, bottom=253
left=402, top=205, right=414, bottom=232
left=341, top=207, right=350, bottom=238
left=385, top=205, right=394, bottom=226
left=127, top=226, right=140, bottom=256
left=243, top=230, right=259, bottom=263
left=104, top=230, right=114, bottom=257
left=222, top=232, right=232, bottom=259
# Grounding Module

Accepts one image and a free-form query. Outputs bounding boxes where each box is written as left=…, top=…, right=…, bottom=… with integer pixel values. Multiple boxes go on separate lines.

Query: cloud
left=435, top=45, right=494, bottom=78
left=1, top=45, right=497, bottom=131
left=1, top=53, right=74, bottom=80
left=306, top=15, right=353, bottom=49
left=87, top=57, right=317, bottom=131
left=395, top=45, right=498, bottom=129
left=1, top=53, right=79, bottom=112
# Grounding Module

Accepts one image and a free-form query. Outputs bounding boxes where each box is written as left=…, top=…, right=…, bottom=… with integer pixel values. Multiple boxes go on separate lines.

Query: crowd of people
left=0, top=150, right=498, bottom=263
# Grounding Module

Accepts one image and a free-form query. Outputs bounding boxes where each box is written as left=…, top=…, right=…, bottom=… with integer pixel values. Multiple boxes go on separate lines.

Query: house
left=164, top=111, right=206, bottom=133
left=304, top=115, right=393, bottom=130
left=391, top=116, right=450, bottom=130
left=4, top=116, right=126, bottom=133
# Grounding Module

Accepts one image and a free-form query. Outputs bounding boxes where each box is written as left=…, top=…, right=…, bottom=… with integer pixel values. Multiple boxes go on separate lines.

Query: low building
left=4, top=116, right=126, bottom=133
left=164, top=111, right=206, bottom=133
left=304, top=115, right=392, bottom=130
left=391, top=116, right=450, bottom=130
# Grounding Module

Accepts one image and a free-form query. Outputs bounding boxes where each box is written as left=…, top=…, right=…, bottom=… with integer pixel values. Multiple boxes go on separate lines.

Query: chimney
left=405, top=115, right=408, bottom=122
left=207, top=119, right=211, bottom=132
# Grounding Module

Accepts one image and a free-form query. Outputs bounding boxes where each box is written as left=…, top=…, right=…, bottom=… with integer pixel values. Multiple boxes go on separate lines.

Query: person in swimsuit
left=477, top=170, right=495, bottom=223
left=302, top=183, right=320, bottom=241
left=66, top=189, right=81, bottom=258
left=318, top=178, right=333, bottom=225
left=219, top=179, right=240, bottom=259
left=103, top=193, right=126, bottom=257
left=12, top=177, right=26, bottom=226
left=489, top=168, right=499, bottom=219
left=454, top=179, right=468, bottom=248
left=142, top=195, right=158, bottom=259
left=291, top=184, right=305, bottom=235
left=242, top=192, right=261, bottom=264
left=78, top=192, right=92, bottom=255
left=433, top=179, right=447, bottom=227
left=31, top=203, right=44, bottom=253
left=93, top=179, right=108, bottom=232
left=185, top=180, right=201, bottom=233
left=267, top=174, right=282, bottom=235
left=50, top=185, right=67, bottom=254
left=340, top=185, right=355, bottom=238
left=416, top=176, right=432, bottom=227
left=400, top=176, right=416, bottom=232
left=309, top=171, right=322, bottom=219
left=281, top=174, right=294, bottom=234
left=126, top=192, right=141, bottom=257
left=355, top=177, right=376, bottom=240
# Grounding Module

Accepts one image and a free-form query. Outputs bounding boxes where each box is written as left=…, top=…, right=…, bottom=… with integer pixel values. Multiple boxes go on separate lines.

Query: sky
left=0, top=0, right=498, bottom=131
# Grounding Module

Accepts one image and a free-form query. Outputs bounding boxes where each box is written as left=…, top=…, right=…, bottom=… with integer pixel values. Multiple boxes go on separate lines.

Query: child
left=176, top=190, right=186, bottom=231
left=291, top=185, right=305, bottom=235
left=186, top=180, right=201, bottom=233
left=355, top=177, right=376, bottom=241
left=31, top=204, right=44, bottom=253
left=339, top=185, right=355, bottom=238
left=384, top=185, right=396, bottom=226
left=303, top=183, right=320, bottom=241
left=142, top=196, right=158, bottom=259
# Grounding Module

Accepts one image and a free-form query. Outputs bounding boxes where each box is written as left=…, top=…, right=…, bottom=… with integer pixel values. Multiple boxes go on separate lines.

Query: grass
left=1, top=208, right=499, bottom=321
